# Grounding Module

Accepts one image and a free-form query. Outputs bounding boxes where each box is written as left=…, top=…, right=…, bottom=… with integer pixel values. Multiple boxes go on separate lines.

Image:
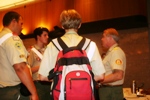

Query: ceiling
left=0, top=0, right=44, bottom=11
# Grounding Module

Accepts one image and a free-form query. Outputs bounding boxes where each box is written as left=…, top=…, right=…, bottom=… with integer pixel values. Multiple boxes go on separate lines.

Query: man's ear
left=37, top=35, right=40, bottom=40
left=62, top=26, right=64, bottom=29
left=78, top=23, right=81, bottom=29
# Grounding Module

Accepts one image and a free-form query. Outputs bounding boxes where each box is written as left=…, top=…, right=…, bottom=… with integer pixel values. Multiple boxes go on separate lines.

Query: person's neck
left=35, top=41, right=45, bottom=49
left=6, top=26, right=18, bottom=36
left=65, top=29, right=78, bottom=33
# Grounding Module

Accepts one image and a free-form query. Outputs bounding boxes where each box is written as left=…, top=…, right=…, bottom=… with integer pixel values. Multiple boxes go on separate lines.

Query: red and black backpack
left=48, top=37, right=96, bottom=100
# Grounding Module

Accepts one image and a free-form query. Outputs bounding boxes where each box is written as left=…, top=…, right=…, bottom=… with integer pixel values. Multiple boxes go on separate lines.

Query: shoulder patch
left=15, top=42, right=22, bottom=49
left=19, top=54, right=25, bottom=58
left=115, top=59, right=122, bottom=65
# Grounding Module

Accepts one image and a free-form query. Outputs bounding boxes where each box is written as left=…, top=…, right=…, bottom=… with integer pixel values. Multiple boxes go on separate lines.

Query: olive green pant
left=0, top=84, right=30, bottom=100
left=98, top=85, right=123, bottom=100
left=0, top=82, right=52, bottom=100
left=34, top=81, right=52, bottom=100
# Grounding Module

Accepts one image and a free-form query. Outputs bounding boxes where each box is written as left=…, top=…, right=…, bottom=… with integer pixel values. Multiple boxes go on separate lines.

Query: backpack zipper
left=69, top=78, right=87, bottom=89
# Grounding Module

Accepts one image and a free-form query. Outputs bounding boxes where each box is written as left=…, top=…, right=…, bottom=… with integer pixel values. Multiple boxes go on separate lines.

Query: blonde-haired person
left=38, top=9, right=106, bottom=99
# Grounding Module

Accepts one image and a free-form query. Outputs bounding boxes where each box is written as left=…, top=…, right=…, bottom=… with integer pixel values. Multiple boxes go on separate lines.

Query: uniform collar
left=65, top=30, right=78, bottom=34
left=0, top=27, right=18, bottom=36
left=108, top=43, right=118, bottom=52
left=0, top=27, right=12, bottom=35
left=33, top=44, right=46, bottom=51
left=63, top=30, right=79, bottom=38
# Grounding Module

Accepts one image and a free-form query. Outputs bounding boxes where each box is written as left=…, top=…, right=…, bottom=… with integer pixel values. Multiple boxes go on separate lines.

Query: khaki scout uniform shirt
left=28, top=45, right=46, bottom=80
left=0, top=28, right=28, bottom=87
left=103, top=43, right=126, bottom=85
left=38, top=31, right=106, bottom=77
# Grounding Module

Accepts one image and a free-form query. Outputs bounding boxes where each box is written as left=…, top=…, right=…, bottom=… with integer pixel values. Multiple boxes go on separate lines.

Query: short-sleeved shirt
left=0, top=28, right=28, bottom=88
left=38, top=31, right=106, bottom=77
left=27, top=45, right=46, bottom=80
left=103, top=43, right=126, bottom=85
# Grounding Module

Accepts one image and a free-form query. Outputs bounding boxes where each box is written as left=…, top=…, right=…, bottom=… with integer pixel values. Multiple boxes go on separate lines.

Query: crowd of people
left=0, top=9, right=126, bottom=100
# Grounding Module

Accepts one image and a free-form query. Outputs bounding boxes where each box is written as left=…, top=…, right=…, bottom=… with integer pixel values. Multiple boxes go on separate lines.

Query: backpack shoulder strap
left=57, top=37, right=68, bottom=50
left=0, top=33, right=13, bottom=45
left=52, top=37, right=91, bottom=51
left=77, top=37, right=96, bottom=61
left=52, top=37, right=68, bottom=51
left=77, top=37, right=91, bottom=50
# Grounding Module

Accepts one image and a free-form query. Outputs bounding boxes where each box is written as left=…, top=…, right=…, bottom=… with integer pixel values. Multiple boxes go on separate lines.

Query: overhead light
left=0, top=0, right=36, bottom=10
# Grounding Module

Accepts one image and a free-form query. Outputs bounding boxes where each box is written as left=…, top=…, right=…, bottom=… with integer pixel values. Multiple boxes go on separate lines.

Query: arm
left=31, top=66, right=40, bottom=74
left=27, top=50, right=39, bottom=74
left=38, top=42, right=58, bottom=82
left=101, top=69, right=124, bottom=83
left=13, top=62, right=39, bottom=100
left=89, top=43, right=106, bottom=82
left=94, top=73, right=105, bottom=82
left=39, top=74, right=50, bottom=81
left=39, top=74, right=53, bottom=82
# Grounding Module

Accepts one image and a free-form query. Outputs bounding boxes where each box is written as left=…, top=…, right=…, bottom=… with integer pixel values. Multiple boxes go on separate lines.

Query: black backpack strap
left=77, top=37, right=86, bottom=49
left=57, top=37, right=68, bottom=49
left=52, top=37, right=91, bottom=52
left=77, top=37, right=91, bottom=50
left=52, top=37, right=70, bottom=54
left=52, top=38, right=68, bottom=51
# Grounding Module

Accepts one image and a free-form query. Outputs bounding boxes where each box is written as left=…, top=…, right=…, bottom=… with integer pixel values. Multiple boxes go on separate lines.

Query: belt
left=99, top=84, right=122, bottom=87
left=34, top=80, right=51, bottom=85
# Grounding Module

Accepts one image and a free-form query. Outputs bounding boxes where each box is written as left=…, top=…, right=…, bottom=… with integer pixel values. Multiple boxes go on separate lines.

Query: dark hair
left=3, top=11, right=21, bottom=26
left=33, top=27, right=49, bottom=40
left=60, top=9, right=82, bottom=29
